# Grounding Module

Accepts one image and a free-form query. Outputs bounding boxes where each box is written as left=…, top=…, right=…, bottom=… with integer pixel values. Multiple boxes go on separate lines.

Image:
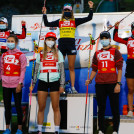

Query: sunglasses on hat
left=64, top=3, right=72, bottom=7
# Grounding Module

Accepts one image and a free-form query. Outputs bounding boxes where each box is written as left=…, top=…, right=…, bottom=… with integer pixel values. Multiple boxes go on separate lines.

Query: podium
left=29, top=93, right=94, bottom=134
left=118, top=115, right=134, bottom=134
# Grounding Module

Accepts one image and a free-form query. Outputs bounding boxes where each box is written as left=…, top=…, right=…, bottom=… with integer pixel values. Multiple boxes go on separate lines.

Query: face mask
left=100, top=39, right=110, bottom=47
left=64, top=12, right=71, bottom=17
left=0, top=24, right=7, bottom=29
left=7, top=43, right=15, bottom=50
left=46, top=41, right=55, bottom=48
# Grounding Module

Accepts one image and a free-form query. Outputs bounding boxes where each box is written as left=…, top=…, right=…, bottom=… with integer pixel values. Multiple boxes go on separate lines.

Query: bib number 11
left=102, top=61, right=108, bottom=67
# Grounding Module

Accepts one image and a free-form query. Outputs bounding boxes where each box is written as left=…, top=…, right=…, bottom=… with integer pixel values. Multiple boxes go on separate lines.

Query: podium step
left=120, top=115, right=134, bottom=122
left=119, top=115, right=134, bottom=134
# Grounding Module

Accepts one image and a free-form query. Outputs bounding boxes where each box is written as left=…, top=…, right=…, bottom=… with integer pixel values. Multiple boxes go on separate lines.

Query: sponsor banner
left=12, top=12, right=134, bottom=68
left=12, top=13, right=104, bottom=68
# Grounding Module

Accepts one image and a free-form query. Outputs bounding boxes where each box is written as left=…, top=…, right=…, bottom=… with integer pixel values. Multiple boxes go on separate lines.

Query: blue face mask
left=100, top=39, right=110, bottom=47
left=7, top=43, right=15, bottom=50
left=0, top=24, right=7, bottom=29
left=64, top=12, right=71, bottom=17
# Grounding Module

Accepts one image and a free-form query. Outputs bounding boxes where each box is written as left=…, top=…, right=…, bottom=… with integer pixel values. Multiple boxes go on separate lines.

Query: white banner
left=11, top=13, right=104, bottom=68
left=12, top=12, right=134, bottom=68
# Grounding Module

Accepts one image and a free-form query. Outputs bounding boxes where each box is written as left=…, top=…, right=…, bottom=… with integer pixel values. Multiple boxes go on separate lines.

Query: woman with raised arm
left=42, top=1, right=93, bottom=93
left=113, top=21, right=134, bottom=117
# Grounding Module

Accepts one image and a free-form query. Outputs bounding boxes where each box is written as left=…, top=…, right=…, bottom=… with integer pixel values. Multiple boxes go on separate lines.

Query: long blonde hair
left=43, top=40, right=58, bottom=60
left=61, top=10, right=75, bottom=20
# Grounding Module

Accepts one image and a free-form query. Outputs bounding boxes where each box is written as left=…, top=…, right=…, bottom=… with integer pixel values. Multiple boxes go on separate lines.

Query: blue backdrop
left=11, top=54, right=129, bottom=116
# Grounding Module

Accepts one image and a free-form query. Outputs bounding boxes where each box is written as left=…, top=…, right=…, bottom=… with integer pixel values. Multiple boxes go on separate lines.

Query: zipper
left=47, top=72, right=49, bottom=83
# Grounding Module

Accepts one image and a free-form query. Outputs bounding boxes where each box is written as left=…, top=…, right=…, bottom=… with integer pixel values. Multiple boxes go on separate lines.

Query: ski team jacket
left=92, top=46, right=123, bottom=84
left=35, top=50, right=65, bottom=87
left=113, top=26, right=134, bottom=59
left=0, top=24, right=26, bottom=50
left=43, top=9, right=93, bottom=43
left=1, top=48, right=27, bottom=88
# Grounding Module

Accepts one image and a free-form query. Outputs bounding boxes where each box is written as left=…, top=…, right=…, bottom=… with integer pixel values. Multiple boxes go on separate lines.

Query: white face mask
left=46, top=41, right=55, bottom=48
left=100, top=39, right=110, bottom=47
left=7, top=43, right=15, bottom=50
left=0, top=24, right=7, bottom=29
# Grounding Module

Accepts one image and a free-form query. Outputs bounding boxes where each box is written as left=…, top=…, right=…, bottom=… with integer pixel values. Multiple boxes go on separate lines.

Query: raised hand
left=88, top=1, right=94, bottom=8
left=21, top=21, right=26, bottom=25
left=42, top=7, right=47, bottom=14
left=115, top=21, right=120, bottom=27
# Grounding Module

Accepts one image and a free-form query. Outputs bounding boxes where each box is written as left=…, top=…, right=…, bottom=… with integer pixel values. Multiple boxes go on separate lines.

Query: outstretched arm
left=15, top=21, right=26, bottom=39
left=42, top=7, right=59, bottom=27
left=113, top=22, right=128, bottom=45
left=75, top=1, right=93, bottom=27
